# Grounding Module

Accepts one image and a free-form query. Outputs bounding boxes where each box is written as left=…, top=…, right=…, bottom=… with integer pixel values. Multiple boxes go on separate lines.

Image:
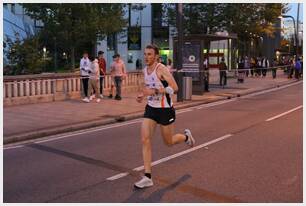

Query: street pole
left=176, top=3, right=184, bottom=102
left=297, top=3, right=300, bottom=56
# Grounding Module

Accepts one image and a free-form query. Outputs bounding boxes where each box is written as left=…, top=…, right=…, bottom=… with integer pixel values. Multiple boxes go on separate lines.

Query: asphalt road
left=3, top=82, right=303, bottom=203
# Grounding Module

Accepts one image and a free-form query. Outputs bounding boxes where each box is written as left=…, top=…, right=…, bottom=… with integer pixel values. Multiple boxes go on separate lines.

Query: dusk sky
left=286, top=3, right=303, bottom=23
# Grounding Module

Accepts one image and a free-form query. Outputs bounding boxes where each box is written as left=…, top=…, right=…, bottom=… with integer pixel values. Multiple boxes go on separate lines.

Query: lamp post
left=279, top=15, right=298, bottom=57
left=176, top=3, right=184, bottom=102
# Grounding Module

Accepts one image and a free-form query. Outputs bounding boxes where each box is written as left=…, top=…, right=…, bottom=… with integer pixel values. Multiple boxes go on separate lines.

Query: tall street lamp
left=176, top=3, right=184, bottom=102
left=279, top=15, right=298, bottom=57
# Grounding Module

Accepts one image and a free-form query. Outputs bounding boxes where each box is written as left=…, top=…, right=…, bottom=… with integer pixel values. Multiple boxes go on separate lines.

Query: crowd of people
left=237, top=55, right=303, bottom=80
left=79, top=51, right=127, bottom=103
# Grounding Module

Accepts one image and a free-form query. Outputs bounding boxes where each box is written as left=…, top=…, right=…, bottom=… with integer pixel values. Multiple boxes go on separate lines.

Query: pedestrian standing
left=87, top=57, right=101, bottom=103
left=110, top=54, right=127, bottom=100
left=237, top=58, right=245, bottom=83
left=80, top=51, right=91, bottom=102
left=98, top=51, right=106, bottom=98
left=219, top=57, right=227, bottom=87
left=294, top=57, right=302, bottom=80
left=244, top=56, right=250, bottom=77
left=136, top=59, right=143, bottom=70
left=272, top=58, right=278, bottom=79
left=134, top=44, right=195, bottom=189
left=203, top=57, right=209, bottom=92
left=250, top=57, right=256, bottom=77
left=261, top=56, right=269, bottom=77
left=289, top=58, right=295, bottom=78
left=257, top=57, right=262, bottom=77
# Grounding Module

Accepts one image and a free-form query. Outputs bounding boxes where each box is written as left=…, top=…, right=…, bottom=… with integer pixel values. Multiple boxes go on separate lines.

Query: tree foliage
left=22, top=3, right=128, bottom=69
left=164, top=3, right=288, bottom=38
left=5, top=34, right=48, bottom=75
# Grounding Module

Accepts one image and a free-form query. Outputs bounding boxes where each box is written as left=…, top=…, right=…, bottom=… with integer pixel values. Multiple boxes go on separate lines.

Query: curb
left=4, top=80, right=300, bottom=145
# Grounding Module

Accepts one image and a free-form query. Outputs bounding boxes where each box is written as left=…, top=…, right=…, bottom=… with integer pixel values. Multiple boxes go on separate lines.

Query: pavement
left=3, top=72, right=300, bottom=144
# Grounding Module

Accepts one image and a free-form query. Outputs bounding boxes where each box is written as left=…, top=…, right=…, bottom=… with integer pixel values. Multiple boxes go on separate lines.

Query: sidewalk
left=3, top=73, right=299, bottom=144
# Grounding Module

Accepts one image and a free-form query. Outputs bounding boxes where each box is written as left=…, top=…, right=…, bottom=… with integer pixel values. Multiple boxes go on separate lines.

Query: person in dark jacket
left=219, top=57, right=227, bottom=87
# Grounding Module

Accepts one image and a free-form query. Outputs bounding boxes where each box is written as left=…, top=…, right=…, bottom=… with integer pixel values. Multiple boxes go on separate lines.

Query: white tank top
left=144, top=63, right=173, bottom=108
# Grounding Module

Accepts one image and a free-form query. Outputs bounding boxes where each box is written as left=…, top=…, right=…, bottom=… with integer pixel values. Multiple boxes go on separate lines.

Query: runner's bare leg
left=141, top=118, right=157, bottom=174
left=160, top=124, right=186, bottom=146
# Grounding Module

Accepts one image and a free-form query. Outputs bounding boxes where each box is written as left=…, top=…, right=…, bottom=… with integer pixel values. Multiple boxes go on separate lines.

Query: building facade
left=3, top=3, right=39, bottom=66
left=97, top=3, right=237, bottom=72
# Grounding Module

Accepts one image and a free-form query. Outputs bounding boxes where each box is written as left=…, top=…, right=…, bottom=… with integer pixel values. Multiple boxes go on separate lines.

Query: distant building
left=98, top=3, right=236, bottom=71
left=3, top=3, right=40, bottom=66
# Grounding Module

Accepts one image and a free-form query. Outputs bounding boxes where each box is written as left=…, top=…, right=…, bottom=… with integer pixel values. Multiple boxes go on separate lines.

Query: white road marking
left=2, top=145, right=24, bottom=150
left=34, top=119, right=143, bottom=144
left=106, top=134, right=233, bottom=181
left=265, top=105, right=303, bottom=122
left=240, top=81, right=302, bottom=99
left=176, top=108, right=193, bottom=114
left=4, top=81, right=302, bottom=150
left=3, top=119, right=143, bottom=150
left=196, top=99, right=236, bottom=109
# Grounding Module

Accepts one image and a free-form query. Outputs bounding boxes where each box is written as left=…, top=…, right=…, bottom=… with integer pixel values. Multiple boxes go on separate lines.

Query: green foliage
left=164, top=3, right=287, bottom=38
left=5, top=35, right=49, bottom=75
left=22, top=3, right=129, bottom=69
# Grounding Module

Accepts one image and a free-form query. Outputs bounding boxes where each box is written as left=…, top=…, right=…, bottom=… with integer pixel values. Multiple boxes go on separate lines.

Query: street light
left=43, top=46, right=47, bottom=72
left=279, top=15, right=298, bottom=57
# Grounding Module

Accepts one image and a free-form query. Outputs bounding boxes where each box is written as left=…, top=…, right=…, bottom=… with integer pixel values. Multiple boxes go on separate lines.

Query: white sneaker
left=185, top=129, right=195, bottom=147
left=100, top=94, right=104, bottom=98
left=90, top=95, right=95, bottom=101
left=82, top=97, right=90, bottom=103
left=134, top=176, right=153, bottom=189
left=96, top=98, right=100, bottom=103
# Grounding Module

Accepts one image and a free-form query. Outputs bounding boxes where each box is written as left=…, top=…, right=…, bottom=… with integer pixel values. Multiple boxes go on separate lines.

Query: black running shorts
left=144, top=105, right=176, bottom=125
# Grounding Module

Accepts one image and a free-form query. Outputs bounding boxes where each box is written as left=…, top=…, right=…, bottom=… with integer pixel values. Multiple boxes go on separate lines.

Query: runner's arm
left=157, top=65, right=178, bottom=94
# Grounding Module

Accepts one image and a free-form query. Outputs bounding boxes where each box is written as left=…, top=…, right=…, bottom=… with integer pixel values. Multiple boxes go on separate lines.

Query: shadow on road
left=124, top=174, right=191, bottom=203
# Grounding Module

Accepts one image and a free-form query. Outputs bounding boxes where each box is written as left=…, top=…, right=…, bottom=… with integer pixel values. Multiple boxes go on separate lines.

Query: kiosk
left=173, top=33, right=238, bottom=95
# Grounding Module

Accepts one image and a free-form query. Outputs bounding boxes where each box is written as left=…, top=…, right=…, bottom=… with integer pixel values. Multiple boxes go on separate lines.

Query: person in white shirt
left=261, top=57, right=270, bottom=77
left=85, top=57, right=101, bottom=103
left=80, top=52, right=91, bottom=102
left=134, top=44, right=195, bottom=189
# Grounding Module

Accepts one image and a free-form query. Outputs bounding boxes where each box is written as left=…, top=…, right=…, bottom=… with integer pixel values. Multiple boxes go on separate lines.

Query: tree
left=5, top=34, right=48, bottom=75
left=22, top=3, right=128, bottom=69
left=164, top=3, right=288, bottom=55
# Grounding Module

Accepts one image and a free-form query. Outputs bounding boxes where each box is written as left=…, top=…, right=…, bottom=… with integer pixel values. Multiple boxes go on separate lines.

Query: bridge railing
left=3, top=71, right=144, bottom=106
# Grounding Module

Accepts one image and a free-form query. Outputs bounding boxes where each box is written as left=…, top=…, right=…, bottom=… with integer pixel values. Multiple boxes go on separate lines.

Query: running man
left=134, top=44, right=195, bottom=189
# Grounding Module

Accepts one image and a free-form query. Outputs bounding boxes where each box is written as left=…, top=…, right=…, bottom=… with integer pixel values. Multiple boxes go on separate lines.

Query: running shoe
left=184, top=129, right=195, bottom=147
left=134, top=176, right=153, bottom=189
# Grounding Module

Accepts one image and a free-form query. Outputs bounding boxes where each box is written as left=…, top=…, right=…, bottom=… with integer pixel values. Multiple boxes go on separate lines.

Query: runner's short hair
left=145, top=44, right=159, bottom=55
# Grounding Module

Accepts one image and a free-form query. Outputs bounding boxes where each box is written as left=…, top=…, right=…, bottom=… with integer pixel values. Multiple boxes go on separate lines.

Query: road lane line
left=240, top=81, right=302, bottom=99
left=176, top=108, right=193, bottom=114
left=106, top=134, right=233, bottom=181
left=265, top=105, right=303, bottom=122
left=4, top=81, right=302, bottom=150
left=4, top=119, right=143, bottom=149
left=2, top=145, right=24, bottom=150
left=33, top=119, right=143, bottom=144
